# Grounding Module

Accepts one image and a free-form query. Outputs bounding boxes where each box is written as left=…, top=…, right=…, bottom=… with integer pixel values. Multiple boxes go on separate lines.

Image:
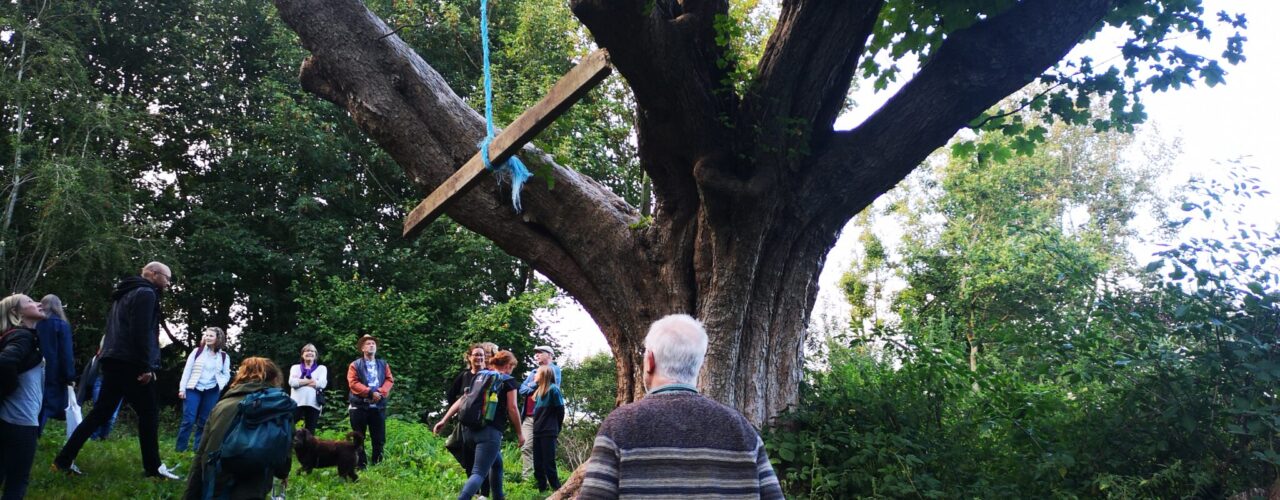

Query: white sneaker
left=155, top=463, right=181, bottom=480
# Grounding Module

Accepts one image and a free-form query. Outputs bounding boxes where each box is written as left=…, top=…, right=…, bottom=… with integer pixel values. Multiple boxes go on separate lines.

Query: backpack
left=195, top=346, right=227, bottom=363
left=458, top=370, right=506, bottom=430
left=203, top=387, right=297, bottom=500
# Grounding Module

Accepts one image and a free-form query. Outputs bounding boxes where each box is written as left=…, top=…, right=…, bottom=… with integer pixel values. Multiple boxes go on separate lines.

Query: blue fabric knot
left=479, top=136, right=533, bottom=213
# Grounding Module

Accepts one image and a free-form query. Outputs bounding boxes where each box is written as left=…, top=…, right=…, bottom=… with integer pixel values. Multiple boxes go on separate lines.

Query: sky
left=544, top=1, right=1280, bottom=362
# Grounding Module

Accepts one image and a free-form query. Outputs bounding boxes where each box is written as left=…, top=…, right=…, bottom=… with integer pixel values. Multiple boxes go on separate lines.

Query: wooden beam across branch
left=402, top=48, right=612, bottom=238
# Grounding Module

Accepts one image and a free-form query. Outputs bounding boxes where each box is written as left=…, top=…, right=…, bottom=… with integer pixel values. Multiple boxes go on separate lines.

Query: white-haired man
left=579, top=314, right=783, bottom=499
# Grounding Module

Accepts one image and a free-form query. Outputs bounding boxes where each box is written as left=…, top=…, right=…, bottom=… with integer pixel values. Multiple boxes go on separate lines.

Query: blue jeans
left=90, top=378, right=120, bottom=440
left=459, top=426, right=505, bottom=500
left=176, top=386, right=219, bottom=452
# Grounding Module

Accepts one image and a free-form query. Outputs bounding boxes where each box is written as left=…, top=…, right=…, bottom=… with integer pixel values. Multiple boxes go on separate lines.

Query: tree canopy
left=271, top=0, right=1250, bottom=431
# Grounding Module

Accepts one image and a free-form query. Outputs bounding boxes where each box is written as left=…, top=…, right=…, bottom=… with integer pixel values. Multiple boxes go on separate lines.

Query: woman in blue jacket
left=35, top=294, right=75, bottom=432
left=531, top=365, right=565, bottom=492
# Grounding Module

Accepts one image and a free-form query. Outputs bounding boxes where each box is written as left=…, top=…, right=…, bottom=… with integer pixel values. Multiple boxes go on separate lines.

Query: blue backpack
left=203, top=387, right=297, bottom=500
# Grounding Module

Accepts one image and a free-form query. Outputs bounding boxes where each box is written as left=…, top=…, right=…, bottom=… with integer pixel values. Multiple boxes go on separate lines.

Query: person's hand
left=307, top=379, right=317, bottom=387
left=178, top=390, right=186, bottom=399
left=516, top=433, right=525, bottom=448
left=432, top=421, right=446, bottom=434
left=371, top=391, right=382, bottom=402
left=138, top=372, right=154, bottom=384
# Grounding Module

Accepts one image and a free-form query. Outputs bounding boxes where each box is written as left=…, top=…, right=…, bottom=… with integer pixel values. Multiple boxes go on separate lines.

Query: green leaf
left=1246, top=282, right=1265, bottom=296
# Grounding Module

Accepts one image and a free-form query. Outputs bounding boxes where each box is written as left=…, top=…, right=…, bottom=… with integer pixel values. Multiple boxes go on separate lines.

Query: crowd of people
left=0, top=261, right=782, bottom=499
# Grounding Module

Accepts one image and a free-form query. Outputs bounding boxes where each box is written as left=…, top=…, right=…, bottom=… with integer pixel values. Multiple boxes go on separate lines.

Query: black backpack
left=203, top=387, right=296, bottom=499
left=458, top=370, right=505, bottom=430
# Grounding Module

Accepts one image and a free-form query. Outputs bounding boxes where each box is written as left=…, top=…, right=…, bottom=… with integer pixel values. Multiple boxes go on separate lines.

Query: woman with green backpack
left=183, top=357, right=295, bottom=500
left=433, top=350, right=524, bottom=500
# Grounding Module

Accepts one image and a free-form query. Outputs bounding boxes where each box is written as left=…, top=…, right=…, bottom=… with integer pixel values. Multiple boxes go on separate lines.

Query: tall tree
left=883, top=112, right=1168, bottom=376
left=0, top=0, right=147, bottom=304
left=272, top=0, right=1247, bottom=427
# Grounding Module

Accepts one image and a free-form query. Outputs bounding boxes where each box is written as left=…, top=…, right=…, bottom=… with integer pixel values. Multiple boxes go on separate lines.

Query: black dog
left=294, top=428, right=362, bottom=481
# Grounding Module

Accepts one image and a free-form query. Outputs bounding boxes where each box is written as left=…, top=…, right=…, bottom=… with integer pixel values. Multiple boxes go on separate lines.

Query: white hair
left=644, top=314, right=709, bottom=385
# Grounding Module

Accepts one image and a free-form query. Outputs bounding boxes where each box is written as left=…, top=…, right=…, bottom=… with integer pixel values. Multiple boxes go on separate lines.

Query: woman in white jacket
left=175, top=327, right=230, bottom=452
left=289, top=343, right=327, bottom=433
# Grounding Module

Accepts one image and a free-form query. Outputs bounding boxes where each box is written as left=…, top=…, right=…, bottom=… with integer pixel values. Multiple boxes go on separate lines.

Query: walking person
left=182, top=357, right=293, bottom=500
left=54, top=262, right=180, bottom=479
left=518, top=345, right=561, bottom=479
left=433, top=350, right=524, bottom=500
left=289, top=343, right=327, bottom=433
left=531, top=365, right=565, bottom=492
left=1, top=294, right=47, bottom=500
left=175, top=327, right=230, bottom=452
left=347, top=335, right=393, bottom=468
left=444, top=344, right=486, bottom=470
left=34, top=294, right=75, bottom=434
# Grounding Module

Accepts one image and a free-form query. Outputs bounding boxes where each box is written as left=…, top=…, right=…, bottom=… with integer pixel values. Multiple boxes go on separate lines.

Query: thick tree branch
left=274, top=0, right=652, bottom=346
left=745, top=0, right=883, bottom=152
left=808, top=0, right=1115, bottom=222
left=570, top=0, right=729, bottom=218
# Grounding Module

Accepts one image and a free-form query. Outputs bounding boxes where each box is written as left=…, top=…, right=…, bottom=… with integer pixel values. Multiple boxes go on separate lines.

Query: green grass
left=30, top=418, right=557, bottom=499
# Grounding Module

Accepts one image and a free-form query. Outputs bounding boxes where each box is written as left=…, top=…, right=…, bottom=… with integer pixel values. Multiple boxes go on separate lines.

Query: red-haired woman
left=183, top=357, right=293, bottom=500
left=433, top=350, right=524, bottom=500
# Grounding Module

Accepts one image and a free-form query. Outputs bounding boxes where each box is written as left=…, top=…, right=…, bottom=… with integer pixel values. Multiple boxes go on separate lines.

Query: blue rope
left=479, top=0, right=532, bottom=213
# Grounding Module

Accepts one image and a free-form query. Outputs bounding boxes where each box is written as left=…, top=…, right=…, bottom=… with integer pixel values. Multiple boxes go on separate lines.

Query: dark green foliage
left=774, top=154, right=1278, bottom=497
left=2, top=0, right=568, bottom=415
left=559, top=352, right=618, bottom=469
left=561, top=351, right=618, bottom=423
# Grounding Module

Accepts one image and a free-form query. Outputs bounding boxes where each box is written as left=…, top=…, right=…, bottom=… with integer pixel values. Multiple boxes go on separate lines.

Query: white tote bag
left=65, top=386, right=83, bottom=441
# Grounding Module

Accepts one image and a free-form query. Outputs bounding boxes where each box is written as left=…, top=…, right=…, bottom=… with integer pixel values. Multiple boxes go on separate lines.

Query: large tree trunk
left=273, top=0, right=1114, bottom=433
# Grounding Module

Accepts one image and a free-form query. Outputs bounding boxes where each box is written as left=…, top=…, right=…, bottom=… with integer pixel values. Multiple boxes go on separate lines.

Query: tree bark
left=273, top=0, right=1116, bottom=432
left=2, top=10, right=31, bottom=290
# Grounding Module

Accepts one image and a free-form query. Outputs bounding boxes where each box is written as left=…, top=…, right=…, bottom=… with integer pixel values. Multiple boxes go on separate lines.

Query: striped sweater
left=579, top=388, right=784, bottom=499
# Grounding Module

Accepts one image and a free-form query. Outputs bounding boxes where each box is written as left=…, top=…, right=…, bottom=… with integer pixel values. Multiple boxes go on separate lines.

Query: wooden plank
left=403, top=48, right=612, bottom=238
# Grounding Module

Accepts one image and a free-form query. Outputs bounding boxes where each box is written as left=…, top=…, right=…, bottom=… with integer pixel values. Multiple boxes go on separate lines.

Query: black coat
left=0, top=327, right=42, bottom=400
left=98, top=276, right=162, bottom=372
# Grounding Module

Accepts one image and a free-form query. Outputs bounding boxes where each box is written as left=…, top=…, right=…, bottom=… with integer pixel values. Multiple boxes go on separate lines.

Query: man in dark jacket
left=55, top=262, right=178, bottom=480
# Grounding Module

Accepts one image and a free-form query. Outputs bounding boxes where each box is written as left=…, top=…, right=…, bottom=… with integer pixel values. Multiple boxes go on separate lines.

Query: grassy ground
left=29, top=417, right=557, bottom=499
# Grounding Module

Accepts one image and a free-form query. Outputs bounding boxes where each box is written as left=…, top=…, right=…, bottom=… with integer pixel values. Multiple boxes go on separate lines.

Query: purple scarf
left=300, top=361, right=316, bottom=379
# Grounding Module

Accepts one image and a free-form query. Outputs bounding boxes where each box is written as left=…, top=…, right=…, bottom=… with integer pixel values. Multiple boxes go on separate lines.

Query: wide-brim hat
left=357, top=335, right=379, bottom=349
left=534, top=345, right=554, bottom=357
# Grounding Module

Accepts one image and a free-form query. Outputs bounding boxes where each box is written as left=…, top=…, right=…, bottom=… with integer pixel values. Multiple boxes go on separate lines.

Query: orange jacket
left=347, top=359, right=394, bottom=399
